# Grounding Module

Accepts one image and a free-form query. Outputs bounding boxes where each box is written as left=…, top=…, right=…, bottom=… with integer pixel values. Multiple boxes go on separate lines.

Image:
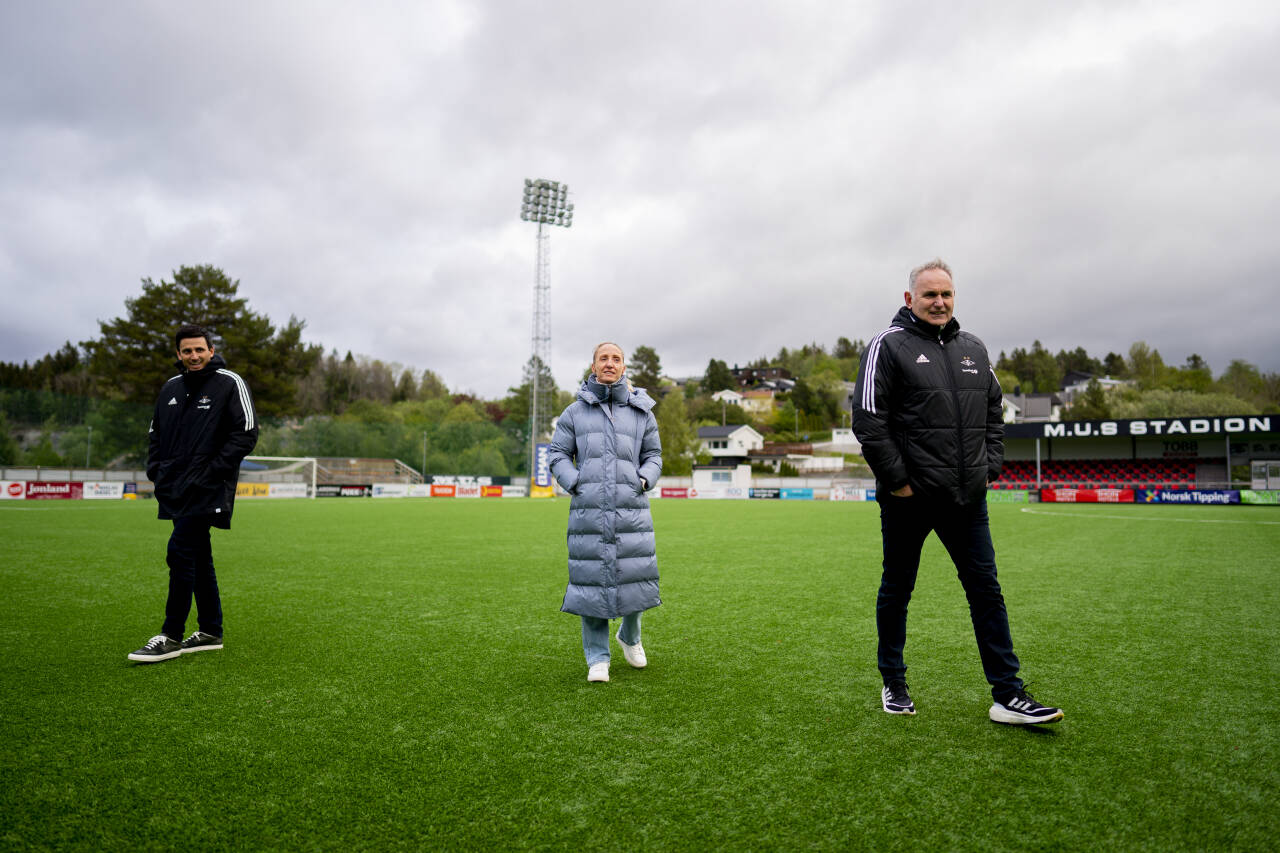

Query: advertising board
left=26, top=482, right=83, bottom=500
left=83, top=482, right=125, bottom=500
left=1138, top=489, right=1240, bottom=505
left=1, top=481, right=26, bottom=499
left=318, top=484, right=371, bottom=498
left=1040, top=488, right=1134, bottom=503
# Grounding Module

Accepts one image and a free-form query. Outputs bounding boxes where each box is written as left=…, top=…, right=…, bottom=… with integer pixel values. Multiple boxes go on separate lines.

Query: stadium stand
left=991, top=459, right=1215, bottom=490
left=314, top=457, right=422, bottom=485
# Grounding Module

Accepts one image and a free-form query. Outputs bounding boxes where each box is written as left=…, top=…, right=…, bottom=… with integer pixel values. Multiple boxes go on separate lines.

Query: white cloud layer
left=3, top=1, right=1278, bottom=397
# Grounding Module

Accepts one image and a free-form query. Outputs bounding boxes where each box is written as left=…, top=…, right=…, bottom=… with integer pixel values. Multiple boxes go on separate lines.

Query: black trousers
left=161, top=515, right=222, bottom=640
left=876, top=495, right=1022, bottom=700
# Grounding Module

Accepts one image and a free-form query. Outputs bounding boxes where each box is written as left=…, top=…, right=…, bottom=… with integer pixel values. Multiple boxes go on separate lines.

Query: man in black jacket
left=128, top=324, right=258, bottom=663
left=852, top=259, right=1062, bottom=724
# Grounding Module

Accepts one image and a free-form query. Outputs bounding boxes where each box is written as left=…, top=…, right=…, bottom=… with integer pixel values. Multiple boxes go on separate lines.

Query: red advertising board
left=430, top=484, right=456, bottom=497
left=26, top=481, right=84, bottom=500
left=1040, top=488, right=1134, bottom=503
left=660, top=487, right=689, bottom=499
left=481, top=485, right=503, bottom=497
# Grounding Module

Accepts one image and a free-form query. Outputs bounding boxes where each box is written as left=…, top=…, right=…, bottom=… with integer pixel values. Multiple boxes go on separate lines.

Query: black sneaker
left=127, top=634, right=183, bottom=663
left=882, top=681, right=916, bottom=715
left=989, top=688, right=1064, bottom=725
left=181, top=631, right=223, bottom=654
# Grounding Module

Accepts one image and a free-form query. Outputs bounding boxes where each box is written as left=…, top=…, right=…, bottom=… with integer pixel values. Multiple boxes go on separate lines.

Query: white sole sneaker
left=587, top=662, right=610, bottom=682
left=615, top=631, right=647, bottom=668
left=989, top=702, right=1064, bottom=725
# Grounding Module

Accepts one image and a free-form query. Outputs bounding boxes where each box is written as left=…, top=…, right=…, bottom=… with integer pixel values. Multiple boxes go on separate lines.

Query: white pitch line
left=1019, top=507, right=1280, bottom=525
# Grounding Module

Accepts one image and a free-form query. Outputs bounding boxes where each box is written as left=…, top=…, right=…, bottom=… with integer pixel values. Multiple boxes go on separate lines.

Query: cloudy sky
left=3, top=1, right=1277, bottom=398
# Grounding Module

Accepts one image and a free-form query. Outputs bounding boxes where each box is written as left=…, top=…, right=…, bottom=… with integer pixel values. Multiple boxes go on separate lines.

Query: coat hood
left=578, top=375, right=656, bottom=412
left=891, top=305, right=960, bottom=343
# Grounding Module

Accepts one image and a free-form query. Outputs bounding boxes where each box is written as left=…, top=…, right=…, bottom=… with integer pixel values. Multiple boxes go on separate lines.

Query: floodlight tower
left=519, top=178, right=574, bottom=483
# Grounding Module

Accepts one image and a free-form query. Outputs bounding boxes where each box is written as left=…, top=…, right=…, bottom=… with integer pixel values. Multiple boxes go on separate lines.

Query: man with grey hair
left=852, top=259, right=1063, bottom=725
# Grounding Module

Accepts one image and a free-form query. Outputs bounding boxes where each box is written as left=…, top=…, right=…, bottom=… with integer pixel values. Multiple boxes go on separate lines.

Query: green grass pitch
left=1, top=497, right=1277, bottom=850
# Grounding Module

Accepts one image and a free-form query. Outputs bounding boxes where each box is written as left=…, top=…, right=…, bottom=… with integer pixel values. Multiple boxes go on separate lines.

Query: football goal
left=240, top=456, right=318, bottom=498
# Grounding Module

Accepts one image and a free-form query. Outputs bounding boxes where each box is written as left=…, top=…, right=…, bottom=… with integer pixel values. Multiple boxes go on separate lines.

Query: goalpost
left=240, top=456, right=318, bottom=499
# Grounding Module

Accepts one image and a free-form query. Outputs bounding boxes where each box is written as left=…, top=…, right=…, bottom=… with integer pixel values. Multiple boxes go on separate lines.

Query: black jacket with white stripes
left=146, top=353, right=258, bottom=527
left=852, top=306, right=1003, bottom=506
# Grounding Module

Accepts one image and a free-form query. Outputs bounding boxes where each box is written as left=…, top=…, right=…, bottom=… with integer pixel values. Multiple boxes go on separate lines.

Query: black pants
left=876, top=495, right=1021, bottom=700
left=161, top=515, right=222, bottom=640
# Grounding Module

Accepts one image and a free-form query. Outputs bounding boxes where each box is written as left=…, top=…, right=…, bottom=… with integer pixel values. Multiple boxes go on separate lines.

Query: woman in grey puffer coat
left=548, top=342, right=662, bottom=683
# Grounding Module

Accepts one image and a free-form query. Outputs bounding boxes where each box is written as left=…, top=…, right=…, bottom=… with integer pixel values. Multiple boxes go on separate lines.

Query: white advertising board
left=83, top=481, right=125, bottom=499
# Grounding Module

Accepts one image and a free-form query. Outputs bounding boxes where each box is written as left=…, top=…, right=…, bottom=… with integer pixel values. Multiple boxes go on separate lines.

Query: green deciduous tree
left=655, top=388, right=694, bottom=476
left=1126, top=342, right=1166, bottom=390
left=1070, top=378, right=1112, bottom=420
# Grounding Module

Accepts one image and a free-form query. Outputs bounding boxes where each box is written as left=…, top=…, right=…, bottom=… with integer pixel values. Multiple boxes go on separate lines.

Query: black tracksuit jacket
left=852, top=307, right=1004, bottom=506
left=146, top=353, right=258, bottom=527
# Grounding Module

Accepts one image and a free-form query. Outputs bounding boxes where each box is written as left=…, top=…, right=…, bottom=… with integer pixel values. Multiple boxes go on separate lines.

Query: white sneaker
left=616, top=631, right=647, bottom=668
left=587, top=661, right=610, bottom=682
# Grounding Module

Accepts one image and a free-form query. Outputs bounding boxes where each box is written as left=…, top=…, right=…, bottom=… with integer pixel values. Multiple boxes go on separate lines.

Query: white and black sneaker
left=882, top=681, right=916, bottom=715
left=127, top=634, right=183, bottom=663
left=181, top=631, right=223, bottom=654
left=989, top=688, right=1064, bottom=725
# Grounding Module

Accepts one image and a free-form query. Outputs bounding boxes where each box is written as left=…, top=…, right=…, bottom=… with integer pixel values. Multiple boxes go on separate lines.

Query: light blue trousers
left=581, top=612, right=642, bottom=665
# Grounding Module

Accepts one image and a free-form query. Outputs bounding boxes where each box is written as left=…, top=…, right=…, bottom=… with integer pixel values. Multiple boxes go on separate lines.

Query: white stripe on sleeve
left=217, top=369, right=255, bottom=430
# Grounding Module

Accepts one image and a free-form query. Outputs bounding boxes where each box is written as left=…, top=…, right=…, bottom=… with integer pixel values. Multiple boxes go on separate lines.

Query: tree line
left=2, top=264, right=1277, bottom=472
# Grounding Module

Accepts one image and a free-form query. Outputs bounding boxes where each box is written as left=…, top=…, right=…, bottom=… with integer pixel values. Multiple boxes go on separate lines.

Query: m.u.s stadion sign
left=1004, top=415, right=1273, bottom=439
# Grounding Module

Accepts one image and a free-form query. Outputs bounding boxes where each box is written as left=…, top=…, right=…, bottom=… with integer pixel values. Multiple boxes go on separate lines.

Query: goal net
left=238, top=456, right=318, bottom=499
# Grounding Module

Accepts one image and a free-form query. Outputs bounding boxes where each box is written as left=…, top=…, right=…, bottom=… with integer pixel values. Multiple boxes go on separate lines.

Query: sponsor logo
left=1034, top=415, right=1271, bottom=439
left=7, top=482, right=23, bottom=498
left=534, top=443, right=552, bottom=488
left=915, top=354, right=930, bottom=364
left=1142, top=489, right=1240, bottom=505
left=26, top=481, right=84, bottom=500
left=197, top=394, right=212, bottom=410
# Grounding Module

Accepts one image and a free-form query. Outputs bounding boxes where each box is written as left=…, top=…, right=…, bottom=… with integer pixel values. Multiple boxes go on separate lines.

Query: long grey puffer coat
left=548, top=375, right=663, bottom=619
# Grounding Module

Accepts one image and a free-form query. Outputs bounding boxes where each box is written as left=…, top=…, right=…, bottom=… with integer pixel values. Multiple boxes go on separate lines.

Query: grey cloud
left=3, top=1, right=1278, bottom=398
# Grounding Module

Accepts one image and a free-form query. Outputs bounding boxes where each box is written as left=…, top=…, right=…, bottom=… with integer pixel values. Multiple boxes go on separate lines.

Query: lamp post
left=85, top=425, right=92, bottom=468
left=519, top=178, right=574, bottom=486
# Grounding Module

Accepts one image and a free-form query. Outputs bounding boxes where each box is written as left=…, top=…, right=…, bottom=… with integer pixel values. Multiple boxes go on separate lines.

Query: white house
left=710, top=389, right=743, bottom=405
left=697, top=424, right=764, bottom=460
left=691, top=463, right=751, bottom=496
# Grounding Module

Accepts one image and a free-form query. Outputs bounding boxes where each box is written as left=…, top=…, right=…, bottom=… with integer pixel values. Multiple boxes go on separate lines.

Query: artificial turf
left=1, top=497, right=1276, bottom=850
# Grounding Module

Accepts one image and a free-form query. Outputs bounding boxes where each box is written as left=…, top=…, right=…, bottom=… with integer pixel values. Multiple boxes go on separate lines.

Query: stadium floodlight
left=519, top=178, right=574, bottom=488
